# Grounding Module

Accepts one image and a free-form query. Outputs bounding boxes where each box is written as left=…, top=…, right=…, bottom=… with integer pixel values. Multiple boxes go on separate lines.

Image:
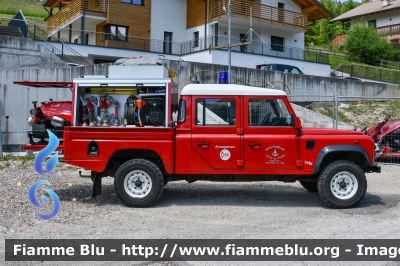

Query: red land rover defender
left=60, top=77, right=380, bottom=209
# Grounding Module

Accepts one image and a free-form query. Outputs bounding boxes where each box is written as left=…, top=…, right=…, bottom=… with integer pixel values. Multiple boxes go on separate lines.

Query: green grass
left=1, top=154, right=34, bottom=162
left=0, top=155, right=35, bottom=170
left=305, top=50, right=361, bottom=69
left=336, top=63, right=400, bottom=83
left=0, top=0, right=48, bottom=19
left=0, top=13, right=46, bottom=25
left=328, top=56, right=355, bottom=70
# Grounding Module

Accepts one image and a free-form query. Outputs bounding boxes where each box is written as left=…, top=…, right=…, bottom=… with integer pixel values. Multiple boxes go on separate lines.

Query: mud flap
left=92, top=173, right=102, bottom=198
left=368, top=163, right=381, bottom=173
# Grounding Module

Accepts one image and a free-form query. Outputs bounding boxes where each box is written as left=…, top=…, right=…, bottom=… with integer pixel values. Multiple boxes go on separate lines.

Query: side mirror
left=290, top=113, right=295, bottom=127
left=290, top=113, right=302, bottom=136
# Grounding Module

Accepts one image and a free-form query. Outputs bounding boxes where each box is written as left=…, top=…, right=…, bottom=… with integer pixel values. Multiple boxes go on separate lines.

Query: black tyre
left=299, top=181, right=318, bottom=192
left=114, top=159, right=164, bottom=207
left=317, top=160, right=367, bottom=209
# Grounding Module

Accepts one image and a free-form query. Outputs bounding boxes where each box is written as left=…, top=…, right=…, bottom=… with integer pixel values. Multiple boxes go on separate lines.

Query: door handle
left=197, top=142, right=209, bottom=147
left=249, top=143, right=261, bottom=148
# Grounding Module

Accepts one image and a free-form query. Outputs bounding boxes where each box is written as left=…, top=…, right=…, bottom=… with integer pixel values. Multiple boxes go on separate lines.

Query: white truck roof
left=181, top=84, right=287, bottom=96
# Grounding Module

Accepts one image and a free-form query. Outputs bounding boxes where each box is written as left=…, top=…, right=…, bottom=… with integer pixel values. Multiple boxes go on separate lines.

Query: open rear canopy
left=14, top=81, right=72, bottom=88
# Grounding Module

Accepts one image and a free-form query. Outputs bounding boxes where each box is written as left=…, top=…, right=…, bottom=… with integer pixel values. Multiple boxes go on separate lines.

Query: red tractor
left=361, top=115, right=400, bottom=160
left=27, top=99, right=72, bottom=144
left=14, top=81, right=73, bottom=146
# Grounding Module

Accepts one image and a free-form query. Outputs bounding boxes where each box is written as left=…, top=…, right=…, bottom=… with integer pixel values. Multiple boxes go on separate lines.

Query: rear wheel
left=318, top=160, right=367, bottom=209
left=299, top=181, right=318, bottom=192
left=114, top=159, right=164, bottom=207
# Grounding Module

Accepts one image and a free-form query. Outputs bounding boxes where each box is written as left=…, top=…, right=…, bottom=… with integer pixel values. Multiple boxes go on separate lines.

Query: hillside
left=309, top=100, right=400, bottom=129
left=0, top=0, right=47, bottom=24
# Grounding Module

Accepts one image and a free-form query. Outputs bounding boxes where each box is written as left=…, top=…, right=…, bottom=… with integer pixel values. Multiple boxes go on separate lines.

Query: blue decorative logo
left=28, top=180, right=60, bottom=220
left=29, top=130, right=60, bottom=220
left=33, top=130, right=59, bottom=176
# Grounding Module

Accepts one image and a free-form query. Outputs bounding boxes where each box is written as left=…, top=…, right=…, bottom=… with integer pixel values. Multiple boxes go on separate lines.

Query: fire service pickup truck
left=54, top=67, right=380, bottom=209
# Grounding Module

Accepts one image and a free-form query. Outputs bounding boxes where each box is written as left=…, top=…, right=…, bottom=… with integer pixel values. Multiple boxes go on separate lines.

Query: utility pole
left=81, top=0, right=86, bottom=44
left=209, top=0, right=250, bottom=83
left=204, top=0, right=207, bottom=50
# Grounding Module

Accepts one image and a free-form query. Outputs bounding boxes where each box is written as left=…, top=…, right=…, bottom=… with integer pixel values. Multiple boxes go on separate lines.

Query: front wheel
left=318, top=160, right=367, bottom=209
left=114, top=159, right=164, bottom=207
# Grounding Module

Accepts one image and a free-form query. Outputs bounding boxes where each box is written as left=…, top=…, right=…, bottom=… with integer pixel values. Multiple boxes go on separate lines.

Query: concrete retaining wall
left=0, top=64, right=109, bottom=151
left=163, top=60, right=400, bottom=98
left=0, top=36, right=69, bottom=71
left=1, top=60, right=400, bottom=151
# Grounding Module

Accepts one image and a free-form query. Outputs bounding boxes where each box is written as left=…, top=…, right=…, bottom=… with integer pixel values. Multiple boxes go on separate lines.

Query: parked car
left=256, top=64, right=304, bottom=74
left=343, top=76, right=362, bottom=81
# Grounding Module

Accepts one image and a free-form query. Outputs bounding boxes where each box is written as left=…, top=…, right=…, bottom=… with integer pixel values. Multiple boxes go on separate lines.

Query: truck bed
left=63, top=126, right=176, bottom=174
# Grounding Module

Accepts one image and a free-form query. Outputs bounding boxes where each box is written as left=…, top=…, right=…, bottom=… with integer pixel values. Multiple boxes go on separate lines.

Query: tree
left=341, top=0, right=358, bottom=14
left=305, top=0, right=354, bottom=47
left=344, top=23, right=399, bottom=63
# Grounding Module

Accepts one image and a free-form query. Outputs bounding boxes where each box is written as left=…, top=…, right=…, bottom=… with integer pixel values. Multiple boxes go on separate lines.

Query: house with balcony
left=330, top=0, right=400, bottom=50
left=43, top=0, right=332, bottom=75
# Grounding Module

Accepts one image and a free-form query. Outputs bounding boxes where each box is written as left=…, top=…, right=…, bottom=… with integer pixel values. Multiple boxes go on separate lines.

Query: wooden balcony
left=47, top=0, right=107, bottom=31
left=209, top=0, right=308, bottom=31
left=331, top=24, right=400, bottom=47
left=377, top=23, right=400, bottom=36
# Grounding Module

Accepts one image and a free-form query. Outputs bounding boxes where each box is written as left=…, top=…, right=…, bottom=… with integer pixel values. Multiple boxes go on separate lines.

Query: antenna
left=228, top=0, right=231, bottom=84
left=250, top=7, right=253, bottom=53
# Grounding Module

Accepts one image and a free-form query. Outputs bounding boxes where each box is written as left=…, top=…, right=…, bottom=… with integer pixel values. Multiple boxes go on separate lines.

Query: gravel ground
left=1, top=156, right=400, bottom=266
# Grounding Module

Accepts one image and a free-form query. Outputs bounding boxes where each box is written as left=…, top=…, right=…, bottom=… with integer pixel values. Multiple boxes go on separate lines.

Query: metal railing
left=337, top=96, right=400, bottom=165
left=49, top=27, right=329, bottom=64
left=335, top=63, right=400, bottom=84
left=288, top=95, right=338, bottom=129
left=0, top=17, right=92, bottom=66
left=288, top=95, right=400, bottom=165
left=381, top=59, right=400, bottom=70
left=305, top=47, right=349, bottom=59
left=1, top=16, right=329, bottom=65
left=209, top=0, right=308, bottom=31
left=0, top=100, right=2, bottom=159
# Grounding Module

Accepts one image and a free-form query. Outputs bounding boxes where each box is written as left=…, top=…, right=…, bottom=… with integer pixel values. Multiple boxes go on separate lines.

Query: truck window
left=177, top=99, right=186, bottom=123
left=196, top=98, right=236, bottom=126
left=248, top=99, right=290, bottom=126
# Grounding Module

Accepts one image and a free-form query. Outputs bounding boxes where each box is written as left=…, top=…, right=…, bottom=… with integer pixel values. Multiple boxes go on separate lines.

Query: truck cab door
left=191, top=96, right=242, bottom=170
left=243, top=97, right=299, bottom=170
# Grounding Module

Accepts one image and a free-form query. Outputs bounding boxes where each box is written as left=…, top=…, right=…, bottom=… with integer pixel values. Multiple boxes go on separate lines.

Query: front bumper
left=368, top=163, right=381, bottom=173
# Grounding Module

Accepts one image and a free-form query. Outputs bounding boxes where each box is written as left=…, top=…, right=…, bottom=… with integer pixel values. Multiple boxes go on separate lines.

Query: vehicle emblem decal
left=220, top=149, right=231, bottom=161
left=265, top=146, right=286, bottom=165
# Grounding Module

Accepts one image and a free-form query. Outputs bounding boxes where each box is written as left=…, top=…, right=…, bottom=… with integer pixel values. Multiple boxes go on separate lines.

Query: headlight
left=30, top=108, right=37, bottom=116
left=27, top=117, right=33, bottom=127
left=51, top=116, right=64, bottom=128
